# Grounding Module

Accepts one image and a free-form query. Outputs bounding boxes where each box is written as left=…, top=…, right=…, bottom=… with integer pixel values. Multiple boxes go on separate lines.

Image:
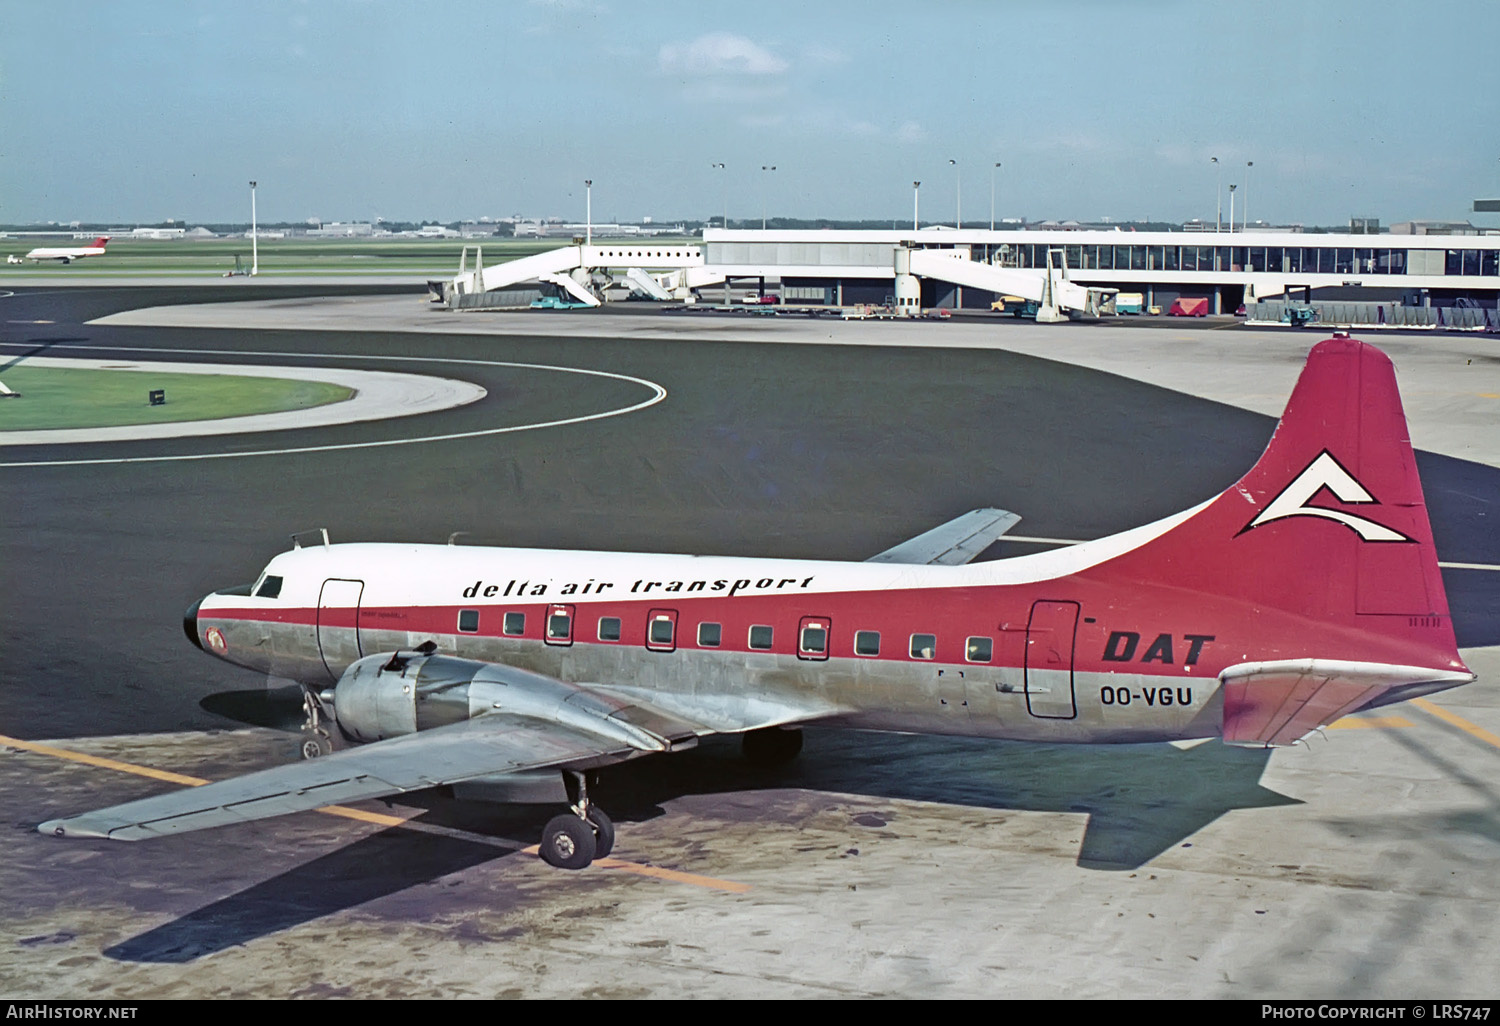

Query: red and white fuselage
left=188, top=338, right=1473, bottom=749
left=13, top=236, right=111, bottom=263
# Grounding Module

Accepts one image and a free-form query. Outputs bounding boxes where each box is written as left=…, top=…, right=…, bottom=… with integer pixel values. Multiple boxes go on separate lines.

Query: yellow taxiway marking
left=0, top=734, right=210, bottom=787
left=1412, top=699, right=1500, bottom=750
left=1327, top=716, right=1413, bottom=730
left=3, top=733, right=751, bottom=892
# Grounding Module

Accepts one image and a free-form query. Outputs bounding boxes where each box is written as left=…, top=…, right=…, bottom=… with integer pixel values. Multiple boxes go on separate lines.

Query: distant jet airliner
left=8, top=236, right=111, bottom=264
left=40, top=337, right=1474, bottom=870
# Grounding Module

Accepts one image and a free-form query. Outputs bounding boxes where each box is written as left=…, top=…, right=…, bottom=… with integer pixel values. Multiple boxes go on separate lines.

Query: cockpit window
left=255, top=575, right=284, bottom=599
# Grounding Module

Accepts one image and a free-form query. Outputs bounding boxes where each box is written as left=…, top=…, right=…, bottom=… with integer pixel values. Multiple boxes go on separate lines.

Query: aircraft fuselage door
left=1024, top=600, right=1079, bottom=719
left=317, top=578, right=365, bottom=681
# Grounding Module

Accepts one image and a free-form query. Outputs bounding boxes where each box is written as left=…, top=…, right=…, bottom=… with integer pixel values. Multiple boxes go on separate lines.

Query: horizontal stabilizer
left=1220, top=659, right=1474, bottom=748
left=868, top=508, right=1020, bottom=566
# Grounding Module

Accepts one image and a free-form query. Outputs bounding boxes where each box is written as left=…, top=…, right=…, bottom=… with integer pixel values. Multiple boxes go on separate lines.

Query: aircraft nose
left=183, top=598, right=203, bottom=650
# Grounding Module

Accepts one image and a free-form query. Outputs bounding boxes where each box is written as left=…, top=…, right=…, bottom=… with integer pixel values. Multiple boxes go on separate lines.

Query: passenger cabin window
left=547, top=612, right=572, bottom=640
left=748, top=625, right=773, bottom=650
left=800, top=623, right=828, bottom=654
left=503, top=612, right=526, bottom=636
left=910, top=633, right=937, bottom=660
left=649, top=616, right=675, bottom=646
left=854, top=630, right=881, bottom=657
left=255, top=575, right=283, bottom=599
left=457, top=609, right=480, bottom=633
left=598, top=616, right=621, bottom=641
left=698, top=622, right=722, bottom=647
left=966, top=636, right=993, bottom=662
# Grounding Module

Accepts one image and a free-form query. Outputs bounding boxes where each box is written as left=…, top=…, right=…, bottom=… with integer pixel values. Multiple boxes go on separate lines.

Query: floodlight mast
left=249, top=181, right=258, bottom=276
left=990, top=162, right=1000, bottom=231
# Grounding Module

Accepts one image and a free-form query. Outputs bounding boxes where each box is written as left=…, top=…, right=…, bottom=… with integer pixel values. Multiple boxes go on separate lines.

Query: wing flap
left=1220, top=658, right=1474, bottom=747
left=39, top=715, right=625, bottom=841
left=867, top=508, right=1020, bottom=566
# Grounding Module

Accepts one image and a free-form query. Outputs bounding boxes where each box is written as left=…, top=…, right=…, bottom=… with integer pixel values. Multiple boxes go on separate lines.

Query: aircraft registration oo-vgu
left=41, top=336, right=1475, bottom=870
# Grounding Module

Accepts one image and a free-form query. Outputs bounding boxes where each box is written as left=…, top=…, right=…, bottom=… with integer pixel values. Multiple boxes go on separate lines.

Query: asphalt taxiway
left=2, top=286, right=1497, bottom=998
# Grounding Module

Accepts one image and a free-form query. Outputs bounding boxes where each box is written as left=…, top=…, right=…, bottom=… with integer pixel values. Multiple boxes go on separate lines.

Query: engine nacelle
left=333, top=651, right=483, bottom=743
left=331, top=650, right=673, bottom=753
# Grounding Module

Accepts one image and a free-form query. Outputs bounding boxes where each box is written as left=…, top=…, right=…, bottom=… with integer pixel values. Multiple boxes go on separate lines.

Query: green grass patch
left=0, top=366, right=354, bottom=431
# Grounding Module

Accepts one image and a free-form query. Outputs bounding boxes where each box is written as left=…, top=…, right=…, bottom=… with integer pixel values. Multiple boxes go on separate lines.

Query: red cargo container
left=1169, top=297, right=1209, bottom=317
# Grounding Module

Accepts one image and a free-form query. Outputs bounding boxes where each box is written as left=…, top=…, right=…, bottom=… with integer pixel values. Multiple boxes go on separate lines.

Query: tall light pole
left=1228, top=183, right=1237, bottom=235
left=248, top=180, right=258, bottom=275
left=949, top=159, right=960, bottom=229
left=990, top=162, right=1001, bottom=231
left=913, top=181, right=921, bottom=231
left=1211, top=156, right=1221, bottom=232
left=584, top=179, right=592, bottom=245
left=711, top=163, right=726, bottom=229
left=760, top=165, right=776, bottom=230
left=1244, top=160, right=1253, bottom=231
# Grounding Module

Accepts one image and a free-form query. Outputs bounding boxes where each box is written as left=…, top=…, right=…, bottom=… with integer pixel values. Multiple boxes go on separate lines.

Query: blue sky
left=3, top=0, right=1496, bottom=226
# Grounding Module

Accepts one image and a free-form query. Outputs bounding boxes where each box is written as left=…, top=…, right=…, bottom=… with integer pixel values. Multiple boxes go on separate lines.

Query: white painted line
left=0, top=343, right=667, bottom=468
left=1439, top=561, right=1500, bottom=572
left=0, top=355, right=486, bottom=445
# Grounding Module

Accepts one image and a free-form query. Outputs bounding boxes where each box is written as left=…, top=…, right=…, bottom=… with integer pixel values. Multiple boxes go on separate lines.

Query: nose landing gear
left=299, top=687, right=338, bottom=760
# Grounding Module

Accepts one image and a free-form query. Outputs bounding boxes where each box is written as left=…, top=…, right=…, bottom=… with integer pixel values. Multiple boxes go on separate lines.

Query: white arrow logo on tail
left=1243, top=450, right=1412, bottom=542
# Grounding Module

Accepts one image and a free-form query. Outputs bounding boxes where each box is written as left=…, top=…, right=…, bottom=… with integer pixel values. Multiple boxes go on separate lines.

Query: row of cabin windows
left=455, top=608, right=995, bottom=662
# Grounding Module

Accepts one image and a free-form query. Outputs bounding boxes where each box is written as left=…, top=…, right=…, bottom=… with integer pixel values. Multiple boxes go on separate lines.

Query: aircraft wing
left=867, top=508, right=1021, bottom=566
left=1219, top=658, right=1475, bottom=748
left=38, top=711, right=662, bottom=842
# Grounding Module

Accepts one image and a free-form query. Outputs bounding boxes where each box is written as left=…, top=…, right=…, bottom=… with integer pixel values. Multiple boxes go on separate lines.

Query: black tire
left=540, top=814, right=597, bottom=870
left=300, top=734, right=332, bottom=760
left=586, top=807, right=615, bottom=860
left=742, top=726, right=804, bottom=768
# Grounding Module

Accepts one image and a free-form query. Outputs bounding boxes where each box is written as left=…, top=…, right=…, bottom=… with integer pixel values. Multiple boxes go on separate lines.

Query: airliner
left=40, top=337, right=1475, bottom=870
left=7, top=236, right=111, bottom=264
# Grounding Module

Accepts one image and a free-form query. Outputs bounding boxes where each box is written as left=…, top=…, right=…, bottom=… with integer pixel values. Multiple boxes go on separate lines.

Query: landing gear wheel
left=540, top=814, right=597, bottom=870
left=586, top=807, right=615, bottom=860
left=742, top=726, right=803, bottom=768
left=300, top=733, right=333, bottom=760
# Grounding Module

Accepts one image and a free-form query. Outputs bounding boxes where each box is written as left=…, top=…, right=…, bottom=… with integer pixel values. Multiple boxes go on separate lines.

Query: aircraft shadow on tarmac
left=104, top=691, right=1297, bottom=963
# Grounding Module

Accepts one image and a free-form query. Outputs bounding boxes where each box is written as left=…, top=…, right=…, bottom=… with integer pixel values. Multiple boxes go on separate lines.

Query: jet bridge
left=906, top=246, right=1114, bottom=320
left=441, top=242, right=714, bottom=308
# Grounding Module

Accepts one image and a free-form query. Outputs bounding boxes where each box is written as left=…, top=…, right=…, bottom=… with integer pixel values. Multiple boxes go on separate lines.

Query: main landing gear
left=540, top=770, right=615, bottom=870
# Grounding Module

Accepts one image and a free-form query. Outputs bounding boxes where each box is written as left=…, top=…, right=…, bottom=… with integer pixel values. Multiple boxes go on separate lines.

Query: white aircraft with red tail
left=8, top=236, right=111, bottom=264
left=40, top=337, right=1474, bottom=869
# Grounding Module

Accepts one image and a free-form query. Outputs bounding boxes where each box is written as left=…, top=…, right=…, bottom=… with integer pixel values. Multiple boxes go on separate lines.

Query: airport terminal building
left=447, top=224, right=1500, bottom=327
left=705, top=227, right=1500, bottom=314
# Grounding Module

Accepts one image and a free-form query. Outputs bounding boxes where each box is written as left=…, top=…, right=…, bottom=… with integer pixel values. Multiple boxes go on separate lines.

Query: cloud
left=659, top=33, right=788, bottom=76
left=896, top=121, right=926, bottom=144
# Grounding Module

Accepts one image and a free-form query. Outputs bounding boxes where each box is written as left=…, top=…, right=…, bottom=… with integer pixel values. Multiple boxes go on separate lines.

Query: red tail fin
left=1093, top=336, right=1463, bottom=673
left=91, top=237, right=110, bottom=248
